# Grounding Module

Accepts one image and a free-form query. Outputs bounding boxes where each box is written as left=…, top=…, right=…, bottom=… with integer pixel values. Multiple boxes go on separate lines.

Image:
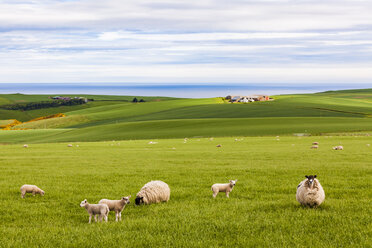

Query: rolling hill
left=1, top=89, right=372, bottom=143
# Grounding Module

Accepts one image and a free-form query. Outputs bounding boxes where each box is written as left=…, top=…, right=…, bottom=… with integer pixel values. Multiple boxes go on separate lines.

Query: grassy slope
left=1, top=89, right=372, bottom=143
left=0, top=136, right=370, bottom=247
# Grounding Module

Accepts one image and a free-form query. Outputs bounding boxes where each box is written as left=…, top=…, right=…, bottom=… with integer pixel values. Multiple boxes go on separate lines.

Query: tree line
left=1, top=99, right=87, bottom=111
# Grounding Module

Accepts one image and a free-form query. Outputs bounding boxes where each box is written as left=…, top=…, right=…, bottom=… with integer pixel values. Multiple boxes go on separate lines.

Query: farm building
left=227, top=95, right=270, bottom=103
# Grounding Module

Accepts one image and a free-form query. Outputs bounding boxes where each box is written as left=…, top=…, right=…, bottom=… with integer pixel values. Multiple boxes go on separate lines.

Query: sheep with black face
left=135, top=180, right=170, bottom=205
left=296, top=175, right=325, bottom=207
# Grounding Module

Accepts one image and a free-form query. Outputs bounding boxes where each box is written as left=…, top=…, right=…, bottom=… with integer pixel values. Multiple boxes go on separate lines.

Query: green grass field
left=0, top=136, right=371, bottom=247
left=0, top=89, right=371, bottom=247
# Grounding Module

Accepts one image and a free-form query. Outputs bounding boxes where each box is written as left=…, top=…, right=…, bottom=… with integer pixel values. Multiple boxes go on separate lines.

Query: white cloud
left=0, top=0, right=371, bottom=84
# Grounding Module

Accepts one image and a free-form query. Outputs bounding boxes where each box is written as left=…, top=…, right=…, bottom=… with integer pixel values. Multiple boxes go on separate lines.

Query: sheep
left=20, top=184, right=45, bottom=198
left=99, top=196, right=131, bottom=222
left=312, top=142, right=319, bottom=145
left=211, top=180, right=237, bottom=198
left=23, top=144, right=28, bottom=148
left=80, top=199, right=109, bottom=223
left=311, top=145, right=318, bottom=149
left=216, top=144, right=222, bottom=147
left=333, top=146, right=343, bottom=150
left=296, top=175, right=325, bottom=207
left=67, top=144, right=73, bottom=147
left=135, top=180, right=170, bottom=205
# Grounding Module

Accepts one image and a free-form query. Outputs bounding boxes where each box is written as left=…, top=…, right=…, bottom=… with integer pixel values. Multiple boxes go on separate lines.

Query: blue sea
left=0, top=83, right=369, bottom=98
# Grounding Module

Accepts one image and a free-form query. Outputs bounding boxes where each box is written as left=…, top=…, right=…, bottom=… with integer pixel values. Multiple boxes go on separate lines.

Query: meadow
left=0, top=90, right=371, bottom=247
left=0, top=136, right=371, bottom=247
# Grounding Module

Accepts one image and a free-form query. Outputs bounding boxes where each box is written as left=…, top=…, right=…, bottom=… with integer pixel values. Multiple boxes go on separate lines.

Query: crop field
left=0, top=136, right=371, bottom=247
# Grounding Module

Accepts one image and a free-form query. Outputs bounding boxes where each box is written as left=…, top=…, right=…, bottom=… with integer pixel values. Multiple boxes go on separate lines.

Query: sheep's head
left=135, top=196, right=144, bottom=205
left=80, top=199, right=88, bottom=207
left=122, top=195, right=131, bottom=205
left=229, top=179, right=237, bottom=186
left=305, top=175, right=317, bottom=188
left=41, top=190, right=45, bottom=196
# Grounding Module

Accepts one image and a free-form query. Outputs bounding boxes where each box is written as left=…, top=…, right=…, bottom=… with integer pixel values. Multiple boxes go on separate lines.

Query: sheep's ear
left=314, top=175, right=317, bottom=178
left=229, top=180, right=232, bottom=182
left=305, top=175, right=308, bottom=178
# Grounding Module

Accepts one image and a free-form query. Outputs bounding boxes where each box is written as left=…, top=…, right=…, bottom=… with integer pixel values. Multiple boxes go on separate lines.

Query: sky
left=0, top=0, right=372, bottom=87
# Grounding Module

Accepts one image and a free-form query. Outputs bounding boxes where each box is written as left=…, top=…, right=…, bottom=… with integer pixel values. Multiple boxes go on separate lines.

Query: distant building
left=227, top=95, right=270, bottom=103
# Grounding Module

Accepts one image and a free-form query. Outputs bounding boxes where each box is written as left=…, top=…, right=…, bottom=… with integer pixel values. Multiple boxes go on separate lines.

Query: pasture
left=0, top=136, right=371, bottom=247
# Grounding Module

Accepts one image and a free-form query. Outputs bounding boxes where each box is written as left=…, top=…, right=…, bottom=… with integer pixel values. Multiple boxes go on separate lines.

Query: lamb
left=296, top=175, right=325, bottom=207
left=333, top=146, right=343, bottom=150
left=211, top=180, right=237, bottom=198
left=80, top=199, right=109, bottom=223
left=311, top=145, right=318, bottom=149
left=99, top=196, right=131, bottom=222
left=20, top=184, right=45, bottom=198
left=135, top=180, right=170, bottom=205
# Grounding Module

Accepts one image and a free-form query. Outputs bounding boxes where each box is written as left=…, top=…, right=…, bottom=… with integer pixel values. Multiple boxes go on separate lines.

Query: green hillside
left=1, top=89, right=372, bottom=143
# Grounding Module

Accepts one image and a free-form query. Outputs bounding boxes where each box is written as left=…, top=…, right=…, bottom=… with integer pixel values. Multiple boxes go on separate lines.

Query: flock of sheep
left=20, top=175, right=325, bottom=223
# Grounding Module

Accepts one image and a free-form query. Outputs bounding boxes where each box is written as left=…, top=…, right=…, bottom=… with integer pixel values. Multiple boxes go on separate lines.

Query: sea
left=0, top=83, right=369, bottom=98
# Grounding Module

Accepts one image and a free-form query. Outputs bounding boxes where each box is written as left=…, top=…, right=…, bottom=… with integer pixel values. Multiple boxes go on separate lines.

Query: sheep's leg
left=21, top=193, right=25, bottom=198
left=32, top=191, right=36, bottom=196
left=226, top=192, right=229, bottom=198
left=115, top=212, right=118, bottom=222
left=104, top=214, right=108, bottom=222
left=212, top=191, right=218, bottom=198
left=99, top=215, right=103, bottom=222
left=119, top=212, right=122, bottom=221
left=94, top=215, right=98, bottom=222
left=89, top=214, right=92, bottom=224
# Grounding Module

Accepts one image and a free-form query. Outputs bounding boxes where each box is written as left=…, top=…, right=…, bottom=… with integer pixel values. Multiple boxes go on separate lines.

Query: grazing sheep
left=296, top=175, right=325, bottom=207
left=311, top=145, right=318, bottom=149
left=211, top=180, right=237, bottom=198
left=313, top=142, right=319, bottom=145
left=80, top=199, right=109, bottom=223
left=99, top=196, right=131, bottom=222
left=135, top=180, right=170, bottom=205
left=333, top=146, right=343, bottom=150
left=67, top=144, right=73, bottom=147
left=23, top=144, right=28, bottom=148
left=216, top=144, right=222, bottom=147
left=20, top=184, right=45, bottom=198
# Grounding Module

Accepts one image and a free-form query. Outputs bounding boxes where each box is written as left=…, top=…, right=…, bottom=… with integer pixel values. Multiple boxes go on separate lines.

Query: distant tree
left=132, top=97, right=138, bottom=103
left=139, top=99, right=145, bottom=102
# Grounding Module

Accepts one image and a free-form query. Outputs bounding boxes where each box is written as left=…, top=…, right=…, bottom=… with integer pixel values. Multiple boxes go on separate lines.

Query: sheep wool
left=135, top=180, right=170, bottom=205
left=20, top=184, right=45, bottom=198
left=296, top=175, right=325, bottom=207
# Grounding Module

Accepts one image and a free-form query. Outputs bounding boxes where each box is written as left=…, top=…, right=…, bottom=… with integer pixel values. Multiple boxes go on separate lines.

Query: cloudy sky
left=0, top=0, right=372, bottom=86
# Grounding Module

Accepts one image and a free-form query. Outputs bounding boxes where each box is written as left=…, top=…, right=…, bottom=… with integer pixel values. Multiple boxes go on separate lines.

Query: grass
left=3, top=117, right=372, bottom=143
left=0, top=136, right=370, bottom=247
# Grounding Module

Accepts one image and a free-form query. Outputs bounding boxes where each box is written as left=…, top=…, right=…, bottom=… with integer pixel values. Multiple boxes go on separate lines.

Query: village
left=225, top=95, right=272, bottom=103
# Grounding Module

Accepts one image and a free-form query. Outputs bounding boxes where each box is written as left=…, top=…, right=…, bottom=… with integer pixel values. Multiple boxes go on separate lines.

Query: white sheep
left=20, top=184, right=45, bottom=198
left=311, top=145, right=319, bottom=149
left=67, top=144, right=73, bottom=147
left=23, top=144, right=28, bottom=148
left=135, top=181, right=170, bottom=205
left=296, top=175, right=325, bottom=207
left=333, top=146, right=343, bottom=150
left=80, top=199, right=109, bottom=223
left=99, top=196, right=131, bottom=222
left=211, top=180, right=237, bottom=198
